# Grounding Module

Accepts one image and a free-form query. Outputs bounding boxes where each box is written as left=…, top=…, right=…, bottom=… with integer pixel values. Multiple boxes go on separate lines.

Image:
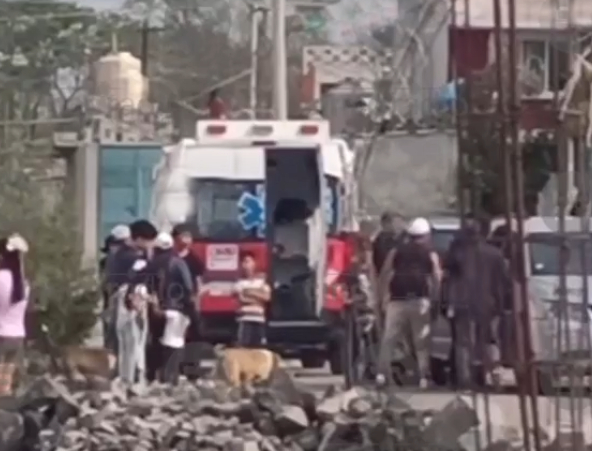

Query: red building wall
left=450, top=27, right=554, bottom=132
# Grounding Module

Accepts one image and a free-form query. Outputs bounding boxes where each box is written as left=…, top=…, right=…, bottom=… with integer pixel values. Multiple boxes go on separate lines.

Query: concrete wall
left=73, top=141, right=99, bottom=265
left=359, top=131, right=457, bottom=217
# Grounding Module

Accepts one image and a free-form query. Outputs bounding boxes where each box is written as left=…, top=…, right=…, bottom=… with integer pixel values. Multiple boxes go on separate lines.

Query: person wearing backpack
left=377, top=217, right=442, bottom=388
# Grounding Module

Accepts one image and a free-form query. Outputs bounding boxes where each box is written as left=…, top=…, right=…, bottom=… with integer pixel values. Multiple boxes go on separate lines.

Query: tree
left=125, top=0, right=252, bottom=118
left=0, top=0, right=133, bottom=128
left=0, top=0, right=123, bottom=345
left=459, top=63, right=557, bottom=217
left=0, top=135, right=98, bottom=347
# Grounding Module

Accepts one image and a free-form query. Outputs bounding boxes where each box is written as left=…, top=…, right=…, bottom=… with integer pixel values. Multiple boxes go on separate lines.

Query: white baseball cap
left=407, top=217, right=431, bottom=236
left=110, top=224, right=131, bottom=241
left=155, top=232, right=173, bottom=249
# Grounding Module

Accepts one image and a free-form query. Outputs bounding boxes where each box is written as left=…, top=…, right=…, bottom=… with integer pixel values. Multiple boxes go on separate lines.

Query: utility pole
left=248, top=4, right=266, bottom=118
left=140, top=20, right=163, bottom=77
left=271, top=0, right=288, bottom=119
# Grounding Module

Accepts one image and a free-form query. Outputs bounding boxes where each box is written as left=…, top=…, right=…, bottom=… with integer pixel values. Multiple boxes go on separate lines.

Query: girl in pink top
left=0, top=234, right=29, bottom=395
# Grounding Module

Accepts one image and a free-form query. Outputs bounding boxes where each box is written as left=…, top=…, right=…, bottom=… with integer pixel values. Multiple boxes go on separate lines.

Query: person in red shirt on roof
left=208, top=89, right=227, bottom=119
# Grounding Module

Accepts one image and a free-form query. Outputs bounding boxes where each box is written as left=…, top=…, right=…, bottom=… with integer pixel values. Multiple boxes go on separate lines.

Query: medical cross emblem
left=237, top=186, right=265, bottom=236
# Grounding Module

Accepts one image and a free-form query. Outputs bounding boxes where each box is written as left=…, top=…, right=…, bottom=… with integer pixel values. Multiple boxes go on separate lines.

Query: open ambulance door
left=265, top=146, right=327, bottom=321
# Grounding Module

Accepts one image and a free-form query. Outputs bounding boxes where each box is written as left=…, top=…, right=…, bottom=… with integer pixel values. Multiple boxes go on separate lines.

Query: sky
left=74, top=0, right=400, bottom=44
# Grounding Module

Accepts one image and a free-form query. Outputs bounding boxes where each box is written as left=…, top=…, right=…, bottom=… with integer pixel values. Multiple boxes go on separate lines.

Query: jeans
left=115, top=286, right=148, bottom=385
left=377, top=298, right=431, bottom=383
left=160, top=345, right=184, bottom=384
left=103, top=291, right=119, bottom=353
left=237, top=321, right=266, bottom=348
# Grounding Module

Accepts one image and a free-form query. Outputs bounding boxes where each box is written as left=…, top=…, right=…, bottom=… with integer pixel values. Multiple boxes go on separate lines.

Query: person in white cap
left=155, top=232, right=174, bottom=251
left=100, top=224, right=132, bottom=351
left=377, top=217, right=442, bottom=388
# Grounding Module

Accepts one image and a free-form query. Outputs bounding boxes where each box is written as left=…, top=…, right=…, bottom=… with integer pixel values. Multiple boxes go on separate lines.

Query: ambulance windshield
left=187, top=177, right=339, bottom=241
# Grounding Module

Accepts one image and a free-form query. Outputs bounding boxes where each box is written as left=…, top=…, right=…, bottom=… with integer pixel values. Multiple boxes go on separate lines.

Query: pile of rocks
left=0, top=375, right=519, bottom=451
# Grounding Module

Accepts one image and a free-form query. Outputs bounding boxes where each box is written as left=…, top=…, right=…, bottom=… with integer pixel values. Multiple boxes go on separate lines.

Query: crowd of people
left=100, top=219, right=271, bottom=386
left=371, top=212, right=513, bottom=389
left=0, top=210, right=516, bottom=395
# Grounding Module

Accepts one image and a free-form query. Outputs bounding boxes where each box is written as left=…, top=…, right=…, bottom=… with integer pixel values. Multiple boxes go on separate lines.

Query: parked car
left=429, top=216, right=461, bottom=257
left=491, top=216, right=592, bottom=392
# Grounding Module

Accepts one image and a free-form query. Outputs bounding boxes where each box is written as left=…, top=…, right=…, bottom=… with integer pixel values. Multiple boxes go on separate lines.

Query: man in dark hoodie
left=144, top=232, right=196, bottom=384
left=441, top=219, right=511, bottom=388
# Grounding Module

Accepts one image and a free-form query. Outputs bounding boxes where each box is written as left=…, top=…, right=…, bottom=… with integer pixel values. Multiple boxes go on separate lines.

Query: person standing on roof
left=377, top=217, right=442, bottom=388
left=207, top=89, right=227, bottom=119
left=441, top=219, right=510, bottom=388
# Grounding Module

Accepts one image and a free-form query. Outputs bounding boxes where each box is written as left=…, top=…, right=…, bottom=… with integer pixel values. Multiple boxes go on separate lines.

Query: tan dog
left=212, top=345, right=281, bottom=387
left=39, top=324, right=117, bottom=381
left=61, top=346, right=117, bottom=380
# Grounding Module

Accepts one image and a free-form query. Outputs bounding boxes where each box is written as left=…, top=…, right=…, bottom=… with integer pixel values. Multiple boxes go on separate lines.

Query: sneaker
left=375, top=373, right=387, bottom=386
left=419, top=378, right=429, bottom=389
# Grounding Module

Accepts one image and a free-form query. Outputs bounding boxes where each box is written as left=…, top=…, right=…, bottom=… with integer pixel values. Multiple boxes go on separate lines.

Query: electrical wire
left=355, top=0, right=450, bottom=203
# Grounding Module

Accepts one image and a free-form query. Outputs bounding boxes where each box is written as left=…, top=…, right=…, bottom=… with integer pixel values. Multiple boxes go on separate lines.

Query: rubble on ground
left=0, top=375, right=541, bottom=451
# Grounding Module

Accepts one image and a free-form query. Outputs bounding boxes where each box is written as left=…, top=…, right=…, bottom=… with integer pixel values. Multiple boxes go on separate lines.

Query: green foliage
left=0, top=0, right=134, bottom=119
left=0, top=139, right=98, bottom=347
left=125, top=0, right=251, bottom=109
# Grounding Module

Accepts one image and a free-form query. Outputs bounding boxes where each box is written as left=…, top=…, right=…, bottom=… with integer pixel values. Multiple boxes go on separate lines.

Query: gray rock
left=0, top=409, right=24, bottom=450
left=316, top=387, right=366, bottom=421
left=274, top=405, right=309, bottom=435
left=228, top=439, right=261, bottom=451
left=424, top=396, right=479, bottom=449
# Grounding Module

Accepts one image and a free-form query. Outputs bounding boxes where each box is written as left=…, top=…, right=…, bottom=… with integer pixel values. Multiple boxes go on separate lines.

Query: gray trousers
left=115, top=286, right=148, bottom=385
left=377, top=298, right=431, bottom=381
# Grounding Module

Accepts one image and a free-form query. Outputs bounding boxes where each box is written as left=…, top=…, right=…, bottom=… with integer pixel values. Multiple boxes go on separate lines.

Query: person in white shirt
left=234, top=251, right=271, bottom=348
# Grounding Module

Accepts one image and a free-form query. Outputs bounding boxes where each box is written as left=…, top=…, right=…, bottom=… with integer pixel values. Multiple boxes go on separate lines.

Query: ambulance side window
left=189, top=179, right=259, bottom=241
left=324, top=175, right=339, bottom=235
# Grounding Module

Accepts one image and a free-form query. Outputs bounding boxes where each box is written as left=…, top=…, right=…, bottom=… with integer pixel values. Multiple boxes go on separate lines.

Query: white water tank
left=94, top=52, right=146, bottom=108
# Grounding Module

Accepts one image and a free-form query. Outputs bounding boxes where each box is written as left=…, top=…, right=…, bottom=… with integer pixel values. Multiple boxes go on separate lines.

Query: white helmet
left=110, top=224, right=131, bottom=241
left=407, top=217, right=431, bottom=236
left=155, top=232, right=173, bottom=249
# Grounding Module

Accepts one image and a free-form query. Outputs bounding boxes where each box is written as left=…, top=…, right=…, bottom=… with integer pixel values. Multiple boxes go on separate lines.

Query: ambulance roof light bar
left=196, top=120, right=331, bottom=146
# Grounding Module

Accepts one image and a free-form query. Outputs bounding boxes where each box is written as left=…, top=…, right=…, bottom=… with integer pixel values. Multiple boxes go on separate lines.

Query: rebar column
left=507, top=1, right=542, bottom=450
left=492, top=2, right=531, bottom=450
left=451, top=0, right=467, bottom=225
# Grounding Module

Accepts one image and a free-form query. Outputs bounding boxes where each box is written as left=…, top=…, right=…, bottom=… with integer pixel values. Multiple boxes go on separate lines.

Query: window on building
left=521, top=39, right=570, bottom=93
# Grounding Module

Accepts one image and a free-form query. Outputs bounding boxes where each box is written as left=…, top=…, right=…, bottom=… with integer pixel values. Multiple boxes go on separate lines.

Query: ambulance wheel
left=300, top=353, right=325, bottom=369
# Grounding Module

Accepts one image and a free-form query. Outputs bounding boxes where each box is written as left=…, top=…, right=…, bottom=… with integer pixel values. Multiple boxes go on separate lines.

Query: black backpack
left=372, top=231, right=401, bottom=273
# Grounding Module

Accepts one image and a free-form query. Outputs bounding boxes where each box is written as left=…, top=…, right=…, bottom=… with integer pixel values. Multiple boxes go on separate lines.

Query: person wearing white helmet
left=377, top=216, right=442, bottom=388
left=155, top=232, right=174, bottom=251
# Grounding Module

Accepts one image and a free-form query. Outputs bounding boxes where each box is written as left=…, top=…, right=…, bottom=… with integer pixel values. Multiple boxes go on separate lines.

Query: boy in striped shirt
left=234, top=251, right=271, bottom=348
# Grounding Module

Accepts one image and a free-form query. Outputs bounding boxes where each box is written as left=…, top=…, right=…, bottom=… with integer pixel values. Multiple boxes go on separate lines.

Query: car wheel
left=300, top=353, right=326, bottom=369
left=513, top=364, right=556, bottom=395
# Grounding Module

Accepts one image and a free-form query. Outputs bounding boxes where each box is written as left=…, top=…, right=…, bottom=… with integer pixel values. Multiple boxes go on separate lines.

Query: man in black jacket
left=146, top=234, right=196, bottom=384
left=442, top=219, right=511, bottom=388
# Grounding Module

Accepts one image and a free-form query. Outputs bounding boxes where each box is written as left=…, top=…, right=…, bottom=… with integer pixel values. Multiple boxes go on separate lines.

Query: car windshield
left=529, top=232, right=592, bottom=275
left=186, top=177, right=339, bottom=241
